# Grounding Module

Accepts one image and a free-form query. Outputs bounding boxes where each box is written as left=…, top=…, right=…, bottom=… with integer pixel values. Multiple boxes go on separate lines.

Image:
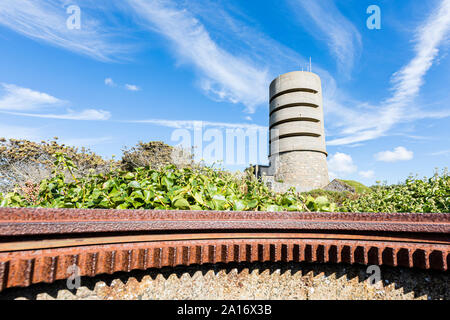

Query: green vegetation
left=0, top=138, right=448, bottom=213
left=302, top=189, right=358, bottom=207
left=0, top=138, right=113, bottom=194
left=0, top=138, right=189, bottom=194
left=0, top=152, right=335, bottom=212
left=341, top=170, right=449, bottom=213
left=339, top=179, right=371, bottom=193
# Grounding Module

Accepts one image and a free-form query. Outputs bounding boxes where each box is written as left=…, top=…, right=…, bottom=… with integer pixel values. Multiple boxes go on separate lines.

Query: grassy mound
left=338, top=179, right=371, bottom=193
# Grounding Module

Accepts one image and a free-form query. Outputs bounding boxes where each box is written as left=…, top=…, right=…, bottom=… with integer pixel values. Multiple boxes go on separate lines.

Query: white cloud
left=0, top=83, right=64, bottom=111
left=105, top=78, right=116, bottom=87
left=0, top=1, right=131, bottom=62
left=125, top=0, right=270, bottom=112
left=125, top=84, right=140, bottom=91
left=359, top=170, right=375, bottom=179
left=0, top=109, right=111, bottom=121
left=0, top=83, right=111, bottom=120
left=327, top=152, right=357, bottom=178
left=126, top=118, right=266, bottom=130
left=429, top=149, right=450, bottom=156
left=183, top=1, right=338, bottom=108
left=291, top=0, right=361, bottom=76
left=327, top=0, right=450, bottom=146
left=106, top=79, right=141, bottom=91
left=375, top=147, right=413, bottom=162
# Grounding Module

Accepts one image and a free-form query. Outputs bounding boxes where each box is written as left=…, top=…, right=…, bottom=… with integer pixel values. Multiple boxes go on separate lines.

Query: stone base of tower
left=266, top=151, right=329, bottom=192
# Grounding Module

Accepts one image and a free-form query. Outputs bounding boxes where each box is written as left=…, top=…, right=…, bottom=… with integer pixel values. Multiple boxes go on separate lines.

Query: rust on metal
left=0, top=208, right=448, bottom=292
left=0, top=208, right=449, bottom=236
left=1, top=232, right=449, bottom=253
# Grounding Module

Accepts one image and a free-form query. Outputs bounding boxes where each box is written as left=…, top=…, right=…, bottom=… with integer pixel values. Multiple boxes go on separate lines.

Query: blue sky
left=0, top=0, right=449, bottom=185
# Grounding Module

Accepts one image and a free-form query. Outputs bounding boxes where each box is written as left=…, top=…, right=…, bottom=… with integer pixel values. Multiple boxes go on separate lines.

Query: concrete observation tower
left=259, top=70, right=329, bottom=192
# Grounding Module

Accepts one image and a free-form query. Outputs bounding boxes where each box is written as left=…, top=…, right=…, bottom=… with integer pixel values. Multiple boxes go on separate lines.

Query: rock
left=323, top=179, right=355, bottom=193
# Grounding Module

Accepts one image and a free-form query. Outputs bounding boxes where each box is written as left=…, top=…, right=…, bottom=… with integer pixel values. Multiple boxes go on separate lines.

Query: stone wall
left=2, top=262, right=448, bottom=300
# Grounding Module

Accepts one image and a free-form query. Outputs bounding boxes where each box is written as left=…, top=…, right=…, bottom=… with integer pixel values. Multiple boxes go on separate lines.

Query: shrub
left=0, top=152, right=335, bottom=212
left=0, top=137, right=107, bottom=168
left=1, top=143, right=447, bottom=214
left=0, top=138, right=112, bottom=194
left=340, top=169, right=449, bottom=213
left=303, top=189, right=359, bottom=207
left=121, top=141, right=193, bottom=171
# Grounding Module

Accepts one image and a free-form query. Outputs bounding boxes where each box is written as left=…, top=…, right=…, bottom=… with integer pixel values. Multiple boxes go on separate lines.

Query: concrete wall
left=268, top=71, right=328, bottom=191
left=269, top=151, right=329, bottom=192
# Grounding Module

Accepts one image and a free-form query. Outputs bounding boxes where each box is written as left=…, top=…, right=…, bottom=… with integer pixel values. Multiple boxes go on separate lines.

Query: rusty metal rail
left=0, top=208, right=448, bottom=292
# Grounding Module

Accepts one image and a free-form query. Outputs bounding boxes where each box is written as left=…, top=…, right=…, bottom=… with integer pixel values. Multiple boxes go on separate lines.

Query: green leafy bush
left=0, top=152, right=334, bottom=212
left=1, top=151, right=447, bottom=213
left=303, top=189, right=358, bottom=206
left=340, top=170, right=449, bottom=213
left=0, top=137, right=113, bottom=194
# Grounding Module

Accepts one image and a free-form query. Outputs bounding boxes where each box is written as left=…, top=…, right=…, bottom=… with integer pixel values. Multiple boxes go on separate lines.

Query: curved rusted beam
left=0, top=208, right=448, bottom=292
left=0, top=208, right=449, bottom=235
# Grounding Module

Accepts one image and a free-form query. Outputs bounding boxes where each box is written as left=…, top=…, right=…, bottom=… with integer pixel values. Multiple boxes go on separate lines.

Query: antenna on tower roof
left=309, top=57, right=312, bottom=72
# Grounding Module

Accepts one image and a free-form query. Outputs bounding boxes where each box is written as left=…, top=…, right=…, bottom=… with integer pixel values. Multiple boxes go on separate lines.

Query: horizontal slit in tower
left=269, top=88, right=318, bottom=103
left=270, top=132, right=321, bottom=142
left=269, top=149, right=328, bottom=157
left=270, top=103, right=319, bottom=116
left=269, top=117, right=320, bottom=130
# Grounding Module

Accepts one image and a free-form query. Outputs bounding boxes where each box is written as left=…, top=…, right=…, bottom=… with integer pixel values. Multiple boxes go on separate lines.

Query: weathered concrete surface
left=270, top=71, right=322, bottom=96
left=1, top=262, right=448, bottom=300
left=267, top=71, right=329, bottom=192
left=269, top=71, right=327, bottom=157
left=268, top=151, right=329, bottom=192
